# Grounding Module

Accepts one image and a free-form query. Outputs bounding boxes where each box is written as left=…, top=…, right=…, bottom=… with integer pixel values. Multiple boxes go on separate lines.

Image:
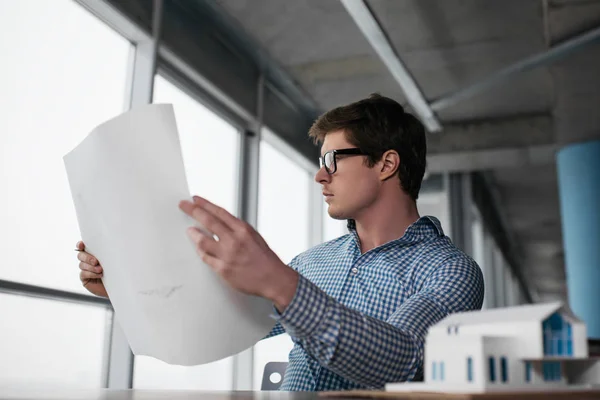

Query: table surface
left=0, top=390, right=311, bottom=400
left=1, top=388, right=600, bottom=400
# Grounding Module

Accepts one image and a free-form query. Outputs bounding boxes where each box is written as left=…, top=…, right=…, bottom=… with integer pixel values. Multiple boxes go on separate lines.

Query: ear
left=379, top=150, right=400, bottom=181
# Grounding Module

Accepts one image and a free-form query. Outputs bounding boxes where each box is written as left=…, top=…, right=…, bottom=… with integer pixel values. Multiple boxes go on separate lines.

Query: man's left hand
left=179, top=196, right=299, bottom=312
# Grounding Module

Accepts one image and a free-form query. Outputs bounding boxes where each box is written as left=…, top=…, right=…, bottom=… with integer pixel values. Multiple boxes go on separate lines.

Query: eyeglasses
left=319, top=148, right=367, bottom=175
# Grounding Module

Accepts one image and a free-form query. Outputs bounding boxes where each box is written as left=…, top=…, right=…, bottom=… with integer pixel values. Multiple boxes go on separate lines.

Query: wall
left=424, top=335, right=485, bottom=391
left=480, top=337, right=525, bottom=388
left=573, top=322, right=589, bottom=358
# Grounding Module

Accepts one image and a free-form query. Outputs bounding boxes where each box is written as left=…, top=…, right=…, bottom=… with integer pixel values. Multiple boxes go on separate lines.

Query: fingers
left=76, top=241, right=85, bottom=251
left=80, top=269, right=102, bottom=281
left=179, top=200, right=231, bottom=239
left=77, top=251, right=99, bottom=267
left=192, top=196, right=240, bottom=231
left=76, top=245, right=102, bottom=279
left=186, top=227, right=221, bottom=257
left=79, top=261, right=103, bottom=274
left=195, top=249, right=225, bottom=273
left=191, top=205, right=231, bottom=239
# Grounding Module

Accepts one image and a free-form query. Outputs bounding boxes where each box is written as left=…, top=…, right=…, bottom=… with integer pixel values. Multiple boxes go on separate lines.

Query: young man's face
left=315, top=130, right=380, bottom=220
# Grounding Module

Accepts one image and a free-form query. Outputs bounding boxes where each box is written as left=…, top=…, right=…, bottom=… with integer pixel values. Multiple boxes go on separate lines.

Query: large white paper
left=63, top=104, right=275, bottom=365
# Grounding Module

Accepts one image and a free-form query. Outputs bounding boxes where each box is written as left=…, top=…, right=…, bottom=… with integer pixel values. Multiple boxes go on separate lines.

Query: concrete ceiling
left=210, top=0, right=600, bottom=303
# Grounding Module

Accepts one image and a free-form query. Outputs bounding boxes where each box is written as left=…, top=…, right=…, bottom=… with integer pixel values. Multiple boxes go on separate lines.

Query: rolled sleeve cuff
left=272, top=274, right=331, bottom=338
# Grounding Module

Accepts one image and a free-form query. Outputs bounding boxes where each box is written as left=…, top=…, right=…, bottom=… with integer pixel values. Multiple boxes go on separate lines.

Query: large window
left=416, top=190, right=451, bottom=236
left=0, top=0, right=130, bottom=390
left=151, top=75, right=239, bottom=213
left=0, top=0, right=132, bottom=293
left=0, top=293, right=108, bottom=388
left=253, top=136, right=313, bottom=389
left=132, top=73, right=240, bottom=390
left=257, top=138, right=311, bottom=264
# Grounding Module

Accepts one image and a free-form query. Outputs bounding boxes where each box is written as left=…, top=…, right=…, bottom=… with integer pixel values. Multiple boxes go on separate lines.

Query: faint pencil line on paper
left=139, top=284, right=183, bottom=298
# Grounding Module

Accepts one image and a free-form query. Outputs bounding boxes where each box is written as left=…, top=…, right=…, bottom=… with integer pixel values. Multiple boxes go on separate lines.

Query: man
left=77, top=94, right=484, bottom=391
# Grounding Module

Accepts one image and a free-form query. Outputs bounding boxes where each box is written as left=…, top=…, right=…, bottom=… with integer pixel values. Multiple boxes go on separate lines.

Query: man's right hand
left=76, top=241, right=109, bottom=298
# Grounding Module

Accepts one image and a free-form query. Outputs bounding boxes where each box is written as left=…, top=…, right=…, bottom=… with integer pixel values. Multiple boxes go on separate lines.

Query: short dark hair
left=308, top=93, right=427, bottom=201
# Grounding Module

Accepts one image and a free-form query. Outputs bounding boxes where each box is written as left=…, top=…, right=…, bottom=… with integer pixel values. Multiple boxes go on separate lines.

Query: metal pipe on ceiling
left=340, top=0, right=442, bottom=133
left=430, top=25, right=600, bottom=112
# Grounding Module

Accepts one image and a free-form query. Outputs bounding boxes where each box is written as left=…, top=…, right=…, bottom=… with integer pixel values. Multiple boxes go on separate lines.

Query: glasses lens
left=324, top=152, right=335, bottom=173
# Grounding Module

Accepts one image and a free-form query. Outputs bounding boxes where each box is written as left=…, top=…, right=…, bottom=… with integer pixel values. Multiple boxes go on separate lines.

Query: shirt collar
left=347, top=215, right=444, bottom=243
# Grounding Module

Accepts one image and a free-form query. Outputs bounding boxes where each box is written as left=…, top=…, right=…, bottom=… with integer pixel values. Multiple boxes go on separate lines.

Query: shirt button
left=351, top=267, right=359, bottom=275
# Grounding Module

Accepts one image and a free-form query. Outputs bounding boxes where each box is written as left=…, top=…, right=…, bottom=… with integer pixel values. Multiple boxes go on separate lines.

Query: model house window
left=447, top=325, right=459, bottom=335
left=488, top=357, right=496, bottom=382
left=543, top=313, right=571, bottom=357
left=525, top=362, right=531, bottom=382
left=501, top=357, right=508, bottom=382
left=467, top=357, right=473, bottom=382
left=553, top=362, right=562, bottom=381
left=432, top=362, right=437, bottom=380
left=440, top=362, right=445, bottom=381
left=543, top=361, right=561, bottom=381
left=566, top=323, right=573, bottom=356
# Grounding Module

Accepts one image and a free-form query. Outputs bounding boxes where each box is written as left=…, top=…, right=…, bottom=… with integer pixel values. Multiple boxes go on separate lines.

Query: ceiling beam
left=426, top=114, right=555, bottom=172
left=427, top=144, right=557, bottom=173
left=429, top=114, right=553, bottom=154
left=430, top=24, right=600, bottom=112
left=340, top=0, right=442, bottom=133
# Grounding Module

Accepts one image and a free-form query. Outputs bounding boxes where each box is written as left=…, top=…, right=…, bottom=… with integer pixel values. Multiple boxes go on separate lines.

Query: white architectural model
left=386, top=302, right=600, bottom=393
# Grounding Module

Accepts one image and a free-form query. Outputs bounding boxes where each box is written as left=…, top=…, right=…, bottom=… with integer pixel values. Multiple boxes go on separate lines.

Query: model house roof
left=431, top=302, right=582, bottom=328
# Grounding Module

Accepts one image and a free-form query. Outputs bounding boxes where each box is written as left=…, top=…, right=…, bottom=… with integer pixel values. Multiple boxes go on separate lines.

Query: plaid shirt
left=266, top=216, right=484, bottom=391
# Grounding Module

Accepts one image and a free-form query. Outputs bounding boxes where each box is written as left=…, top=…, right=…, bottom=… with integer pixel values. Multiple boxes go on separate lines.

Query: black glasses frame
left=319, top=148, right=367, bottom=175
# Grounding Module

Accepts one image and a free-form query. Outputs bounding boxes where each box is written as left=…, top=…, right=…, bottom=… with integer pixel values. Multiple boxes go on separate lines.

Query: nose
left=314, top=166, right=330, bottom=184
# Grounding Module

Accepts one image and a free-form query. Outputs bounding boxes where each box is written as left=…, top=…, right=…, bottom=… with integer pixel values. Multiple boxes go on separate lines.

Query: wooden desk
left=0, top=390, right=313, bottom=400
left=1, top=389, right=599, bottom=400
left=0, top=389, right=310, bottom=400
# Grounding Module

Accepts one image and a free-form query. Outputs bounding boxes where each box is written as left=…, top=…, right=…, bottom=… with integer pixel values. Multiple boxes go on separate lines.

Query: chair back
left=261, top=361, right=288, bottom=391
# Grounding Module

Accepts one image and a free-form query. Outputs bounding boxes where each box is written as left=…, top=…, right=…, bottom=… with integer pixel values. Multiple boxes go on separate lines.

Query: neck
left=353, top=190, right=420, bottom=254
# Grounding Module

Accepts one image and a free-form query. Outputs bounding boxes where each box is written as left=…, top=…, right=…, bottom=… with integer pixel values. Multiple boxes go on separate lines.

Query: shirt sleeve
left=273, top=255, right=484, bottom=388
left=263, top=321, right=286, bottom=340
left=262, top=255, right=303, bottom=341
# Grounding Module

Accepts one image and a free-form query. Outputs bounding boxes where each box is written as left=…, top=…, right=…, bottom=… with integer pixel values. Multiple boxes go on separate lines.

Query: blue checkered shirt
left=265, top=216, right=484, bottom=391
